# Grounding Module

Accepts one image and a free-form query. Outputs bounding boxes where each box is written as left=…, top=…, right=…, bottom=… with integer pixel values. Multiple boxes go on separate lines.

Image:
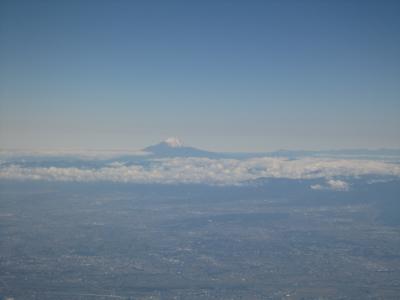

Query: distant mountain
left=143, top=138, right=221, bottom=158
left=142, top=138, right=400, bottom=160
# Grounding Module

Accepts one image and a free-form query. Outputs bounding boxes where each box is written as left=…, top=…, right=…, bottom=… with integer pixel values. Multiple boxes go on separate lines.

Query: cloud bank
left=1, top=157, right=400, bottom=186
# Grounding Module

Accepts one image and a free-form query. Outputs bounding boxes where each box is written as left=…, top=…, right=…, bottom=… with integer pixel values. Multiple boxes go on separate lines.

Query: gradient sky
left=1, top=0, right=399, bottom=152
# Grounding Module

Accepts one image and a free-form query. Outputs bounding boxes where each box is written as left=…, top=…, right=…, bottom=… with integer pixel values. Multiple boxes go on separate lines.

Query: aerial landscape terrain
left=1, top=1, right=400, bottom=299
left=1, top=140, right=400, bottom=299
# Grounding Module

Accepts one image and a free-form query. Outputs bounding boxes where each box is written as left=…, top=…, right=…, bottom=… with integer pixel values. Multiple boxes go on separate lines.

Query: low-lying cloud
left=311, top=179, right=350, bottom=191
left=1, top=156, right=400, bottom=186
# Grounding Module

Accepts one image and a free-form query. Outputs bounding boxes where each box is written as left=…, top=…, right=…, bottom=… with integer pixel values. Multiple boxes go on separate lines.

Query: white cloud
left=310, top=184, right=324, bottom=190
left=327, top=179, right=350, bottom=191
left=311, top=179, right=349, bottom=191
left=0, top=157, right=399, bottom=185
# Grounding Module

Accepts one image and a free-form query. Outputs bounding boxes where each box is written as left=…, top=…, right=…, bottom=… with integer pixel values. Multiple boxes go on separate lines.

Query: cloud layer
left=1, top=157, right=400, bottom=185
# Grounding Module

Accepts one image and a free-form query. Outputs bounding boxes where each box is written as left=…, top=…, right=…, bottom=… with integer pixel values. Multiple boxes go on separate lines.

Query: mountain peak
left=143, top=138, right=219, bottom=158
left=163, top=137, right=183, bottom=148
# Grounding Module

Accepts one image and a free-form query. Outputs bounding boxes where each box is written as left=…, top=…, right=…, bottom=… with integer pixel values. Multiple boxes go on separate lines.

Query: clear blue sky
left=1, top=0, right=399, bottom=151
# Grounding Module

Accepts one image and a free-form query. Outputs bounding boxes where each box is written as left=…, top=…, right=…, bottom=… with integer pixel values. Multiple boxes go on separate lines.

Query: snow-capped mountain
left=143, top=138, right=219, bottom=158
left=163, top=137, right=183, bottom=148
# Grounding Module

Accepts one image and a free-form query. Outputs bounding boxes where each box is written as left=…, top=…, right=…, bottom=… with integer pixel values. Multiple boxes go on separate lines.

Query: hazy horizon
left=1, top=1, right=400, bottom=151
left=1, top=139, right=400, bottom=153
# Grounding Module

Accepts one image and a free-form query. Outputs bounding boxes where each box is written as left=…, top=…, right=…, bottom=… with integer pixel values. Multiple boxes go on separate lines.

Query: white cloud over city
left=1, top=156, right=399, bottom=186
left=310, top=179, right=350, bottom=191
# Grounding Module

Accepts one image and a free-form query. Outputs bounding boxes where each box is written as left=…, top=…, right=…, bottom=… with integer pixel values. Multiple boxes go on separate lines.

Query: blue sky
left=0, top=0, right=399, bottom=151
